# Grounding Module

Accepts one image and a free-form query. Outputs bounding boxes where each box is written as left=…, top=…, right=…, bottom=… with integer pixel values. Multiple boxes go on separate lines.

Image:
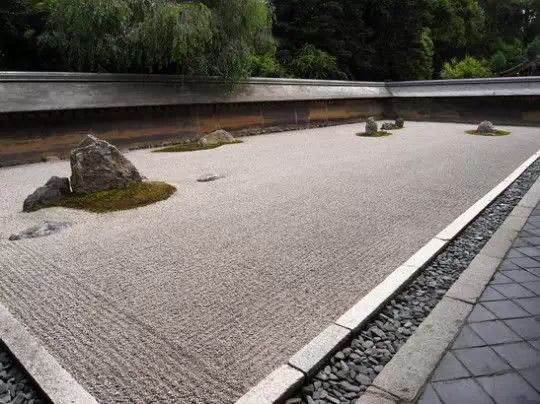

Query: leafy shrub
left=440, top=56, right=492, bottom=79
left=490, top=51, right=507, bottom=73
left=248, top=54, right=286, bottom=78
left=527, top=38, right=540, bottom=60
left=288, top=44, right=347, bottom=80
left=494, top=38, right=526, bottom=67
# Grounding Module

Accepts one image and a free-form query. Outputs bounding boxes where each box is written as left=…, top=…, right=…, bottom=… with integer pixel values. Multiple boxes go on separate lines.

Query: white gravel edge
left=0, top=303, right=99, bottom=403
left=235, top=149, right=540, bottom=404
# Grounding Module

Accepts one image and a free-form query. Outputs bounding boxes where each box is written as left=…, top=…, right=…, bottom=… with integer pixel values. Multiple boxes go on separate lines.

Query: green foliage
left=288, top=45, right=346, bottom=80
left=154, top=139, right=242, bottom=152
left=440, top=56, right=492, bottom=78
left=494, top=38, right=527, bottom=67
left=3, top=0, right=540, bottom=81
left=527, top=37, right=540, bottom=59
left=490, top=51, right=508, bottom=72
left=429, top=0, right=485, bottom=73
left=36, top=0, right=273, bottom=79
left=33, top=181, right=177, bottom=213
left=465, top=129, right=510, bottom=136
left=248, top=54, right=285, bottom=78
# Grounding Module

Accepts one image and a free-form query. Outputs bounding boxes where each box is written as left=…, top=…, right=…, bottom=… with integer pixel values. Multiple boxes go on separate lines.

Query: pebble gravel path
left=0, top=343, right=48, bottom=404
left=287, top=158, right=540, bottom=404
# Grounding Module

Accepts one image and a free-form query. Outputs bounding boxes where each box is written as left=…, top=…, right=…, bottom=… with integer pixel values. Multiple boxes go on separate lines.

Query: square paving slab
left=1, top=121, right=540, bottom=403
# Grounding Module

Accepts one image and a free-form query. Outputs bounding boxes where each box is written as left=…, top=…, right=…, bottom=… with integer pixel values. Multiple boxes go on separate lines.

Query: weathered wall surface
left=388, top=96, right=540, bottom=125
left=0, top=74, right=538, bottom=166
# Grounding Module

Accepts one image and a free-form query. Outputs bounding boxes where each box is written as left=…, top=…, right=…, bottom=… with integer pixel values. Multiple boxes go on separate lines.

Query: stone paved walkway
left=418, top=203, right=540, bottom=404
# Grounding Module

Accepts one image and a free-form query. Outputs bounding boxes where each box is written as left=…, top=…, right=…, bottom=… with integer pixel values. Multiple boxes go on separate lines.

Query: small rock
left=23, top=176, right=71, bottom=212
left=381, top=122, right=397, bottom=130
left=477, top=121, right=495, bottom=134
left=197, top=174, right=223, bottom=182
left=365, top=117, right=378, bottom=135
left=340, top=381, right=361, bottom=393
left=355, top=373, right=371, bottom=385
left=362, top=340, right=374, bottom=349
left=369, top=326, right=386, bottom=338
left=395, top=117, right=405, bottom=128
left=9, top=221, right=72, bottom=241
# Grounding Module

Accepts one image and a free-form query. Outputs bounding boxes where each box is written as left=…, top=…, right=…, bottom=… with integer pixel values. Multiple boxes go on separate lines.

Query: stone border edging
left=358, top=171, right=540, bottom=404
left=235, top=150, right=540, bottom=404
left=0, top=302, right=99, bottom=404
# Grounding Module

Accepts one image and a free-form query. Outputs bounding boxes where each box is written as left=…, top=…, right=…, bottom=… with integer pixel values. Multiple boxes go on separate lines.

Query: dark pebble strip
left=287, top=158, right=540, bottom=404
left=0, top=341, right=50, bottom=403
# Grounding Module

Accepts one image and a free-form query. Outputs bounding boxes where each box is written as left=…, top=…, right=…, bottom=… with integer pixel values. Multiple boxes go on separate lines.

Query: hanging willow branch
left=38, top=0, right=274, bottom=79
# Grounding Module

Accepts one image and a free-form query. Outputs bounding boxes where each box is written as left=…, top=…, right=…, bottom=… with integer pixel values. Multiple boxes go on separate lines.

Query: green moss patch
left=34, top=181, right=176, bottom=213
left=356, top=131, right=392, bottom=138
left=465, top=129, right=510, bottom=137
left=154, top=139, right=242, bottom=153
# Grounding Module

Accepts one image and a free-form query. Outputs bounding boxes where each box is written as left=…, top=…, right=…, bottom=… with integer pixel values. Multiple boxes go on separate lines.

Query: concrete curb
left=368, top=174, right=540, bottom=403
left=235, top=150, right=540, bottom=404
left=0, top=302, right=98, bottom=404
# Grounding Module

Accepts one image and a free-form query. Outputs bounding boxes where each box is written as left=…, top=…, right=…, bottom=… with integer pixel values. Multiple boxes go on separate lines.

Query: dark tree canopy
left=1, top=0, right=539, bottom=80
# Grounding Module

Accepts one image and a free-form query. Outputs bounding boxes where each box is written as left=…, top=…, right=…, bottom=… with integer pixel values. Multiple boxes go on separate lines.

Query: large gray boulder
left=23, top=176, right=71, bottom=212
left=70, top=135, right=142, bottom=194
left=365, top=117, right=378, bottom=135
left=198, top=129, right=236, bottom=147
left=477, top=121, right=495, bottom=134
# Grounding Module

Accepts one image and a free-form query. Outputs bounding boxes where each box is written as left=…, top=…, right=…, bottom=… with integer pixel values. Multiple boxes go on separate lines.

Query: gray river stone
left=197, top=174, right=223, bottom=182
left=23, top=176, right=71, bottom=212
left=9, top=221, right=72, bottom=241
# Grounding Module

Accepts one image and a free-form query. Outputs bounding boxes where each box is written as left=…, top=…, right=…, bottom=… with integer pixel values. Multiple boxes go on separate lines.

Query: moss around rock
left=29, top=181, right=176, bottom=213
left=153, top=139, right=242, bottom=153
left=356, top=131, right=392, bottom=138
left=465, top=129, right=510, bottom=137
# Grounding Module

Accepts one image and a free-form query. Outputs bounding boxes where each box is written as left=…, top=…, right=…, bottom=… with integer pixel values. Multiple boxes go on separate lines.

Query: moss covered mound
left=33, top=181, right=176, bottom=213
left=154, top=139, right=242, bottom=153
left=465, top=129, right=510, bottom=137
left=356, top=131, right=392, bottom=138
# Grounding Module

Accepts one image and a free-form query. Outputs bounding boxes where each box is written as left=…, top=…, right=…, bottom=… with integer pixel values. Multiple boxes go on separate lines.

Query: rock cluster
left=198, top=129, right=236, bottom=147
left=22, top=135, right=142, bottom=212
left=381, top=118, right=405, bottom=131
left=291, top=158, right=540, bottom=404
left=365, top=118, right=378, bottom=135
left=477, top=121, right=496, bottom=135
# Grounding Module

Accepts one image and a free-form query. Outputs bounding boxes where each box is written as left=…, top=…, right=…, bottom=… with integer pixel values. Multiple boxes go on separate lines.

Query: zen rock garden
left=22, top=134, right=176, bottom=213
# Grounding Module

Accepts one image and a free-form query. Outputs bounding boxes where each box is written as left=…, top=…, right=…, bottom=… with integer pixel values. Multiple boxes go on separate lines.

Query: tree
left=527, top=37, right=540, bottom=59
left=288, top=44, right=346, bottom=79
left=490, top=51, right=508, bottom=73
left=440, top=56, right=492, bottom=78
left=428, top=0, right=485, bottom=75
left=37, top=0, right=274, bottom=79
left=272, top=0, right=373, bottom=79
